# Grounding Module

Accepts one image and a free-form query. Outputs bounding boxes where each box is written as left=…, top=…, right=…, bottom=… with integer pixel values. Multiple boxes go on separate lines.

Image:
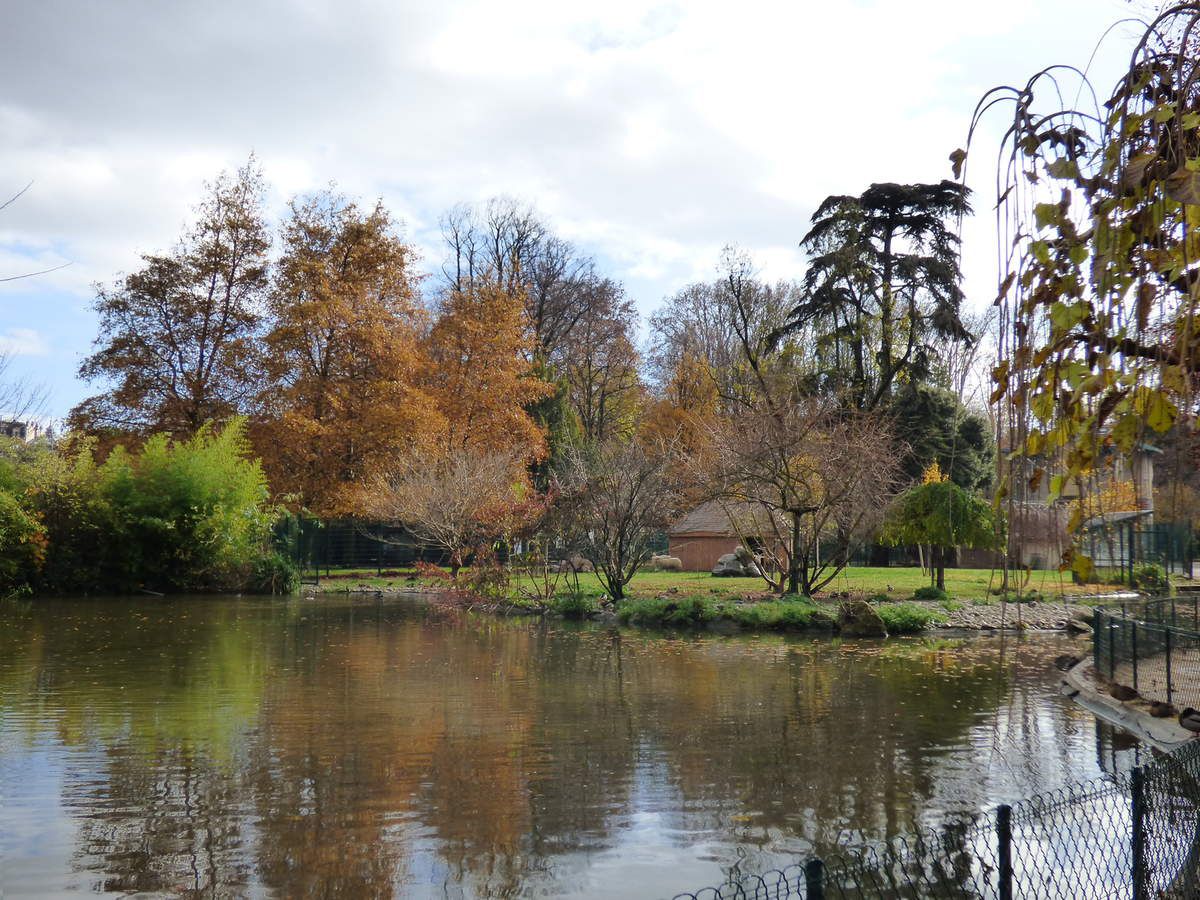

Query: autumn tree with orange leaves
left=254, top=192, right=440, bottom=514
left=423, top=281, right=551, bottom=457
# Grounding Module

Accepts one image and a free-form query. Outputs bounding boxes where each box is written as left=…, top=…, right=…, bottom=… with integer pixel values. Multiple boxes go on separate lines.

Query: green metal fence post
left=804, top=858, right=825, bottom=900
left=997, top=804, right=1014, bottom=900
left=1131, top=766, right=1146, bottom=900
left=1165, top=629, right=1174, bottom=706
left=1109, top=614, right=1116, bottom=680
left=1132, top=621, right=1139, bottom=690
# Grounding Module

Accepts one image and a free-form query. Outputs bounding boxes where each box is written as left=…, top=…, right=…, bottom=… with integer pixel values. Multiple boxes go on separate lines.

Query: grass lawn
left=313, top=564, right=1121, bottom=602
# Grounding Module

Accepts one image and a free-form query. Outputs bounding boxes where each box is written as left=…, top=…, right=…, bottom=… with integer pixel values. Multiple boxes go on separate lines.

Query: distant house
left=667, top=500, right=781, bottom=572
left=1005, top=444, right=1160, bottom=569
left=0, top=420, right=36, bottom=441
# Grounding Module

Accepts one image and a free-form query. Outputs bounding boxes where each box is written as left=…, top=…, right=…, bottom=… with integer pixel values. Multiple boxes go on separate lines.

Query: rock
left=837, top=598, right=888, bottom=638
left=1179, top=708, right=1200, bottom=733
left=711, top=552, right=760, bottom=577
left=1064, top=619, right=1093, bottom=636
left=711, top=553, right=742, bottom=576
left=1054, top=654, right=1081, bottom=672
left=1149, top=701, right=1177, bottom=719
left=1109, top=683, right=1140, bottom=702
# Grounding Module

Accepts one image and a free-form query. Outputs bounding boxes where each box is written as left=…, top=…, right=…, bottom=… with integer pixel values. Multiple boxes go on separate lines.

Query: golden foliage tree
left=255, top=192, right=440, bottom=514
left=424, top=282, right=551, bottom=458
left=640, top=350, right=720, bottom=455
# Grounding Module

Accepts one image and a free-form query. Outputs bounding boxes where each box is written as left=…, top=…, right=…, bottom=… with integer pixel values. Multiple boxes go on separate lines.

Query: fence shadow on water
left=672, top=725, right=1200, bottom=899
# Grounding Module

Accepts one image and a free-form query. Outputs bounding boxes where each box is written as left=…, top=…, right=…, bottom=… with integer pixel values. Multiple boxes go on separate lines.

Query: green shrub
left=0, top=488, right=44, bottom=596
left=913, top=585, right=950, bottom=602
left=780, top=593, right=815, bottom=604
left=548, top=592, right=599, bottom=618
left=1131, top=563, right=1169, bottom=594
left=618, top=596, right=714, bottom=626
left=2, top=420, right=282, bottom=595
left=246, top=551, right=300, bottom=595
left=726, top=600, right=835, bottom=631
left=616, top=595, right=835, bottom=631
left=868, top=592, right=891, bottom=604
left=876, top=602, right=946, bottom=633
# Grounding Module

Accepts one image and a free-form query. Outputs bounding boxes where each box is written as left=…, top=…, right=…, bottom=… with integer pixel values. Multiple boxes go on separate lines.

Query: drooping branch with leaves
left=965, top=5, right=1200, bottom=577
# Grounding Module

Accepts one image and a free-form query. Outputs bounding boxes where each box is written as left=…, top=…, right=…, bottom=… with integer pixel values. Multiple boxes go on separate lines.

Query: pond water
left=0, top=596, right=1140, bottom=898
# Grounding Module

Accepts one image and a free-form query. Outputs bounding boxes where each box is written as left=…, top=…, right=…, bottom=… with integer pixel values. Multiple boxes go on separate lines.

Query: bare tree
left=362, top=445, right=532, bottom=579
left=0, top=350, right=48, bottom=426
left=648, top=249, right=806, bottom=409
left=0, top=181, right=58, bottom=429
left=559, top=439, right=684, bottom=601
left=438, top=197, right=615, bottom=363
left=707, top=401, right=900, bottom=595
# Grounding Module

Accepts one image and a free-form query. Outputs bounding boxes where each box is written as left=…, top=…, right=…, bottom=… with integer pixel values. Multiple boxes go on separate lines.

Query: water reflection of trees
left=0, top=599, right=1103, bottom=897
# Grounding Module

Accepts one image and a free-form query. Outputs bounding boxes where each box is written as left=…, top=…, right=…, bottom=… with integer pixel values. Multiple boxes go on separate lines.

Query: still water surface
left=0, top=596, right=1136, bottom=898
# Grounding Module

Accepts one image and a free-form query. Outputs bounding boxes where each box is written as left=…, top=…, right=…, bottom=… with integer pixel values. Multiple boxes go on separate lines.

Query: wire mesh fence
left=671, top=741, right=1200, bottom=900
left=1095, top=597, right=1200, bottom=712
left=275, top=517, right=453, bottom=583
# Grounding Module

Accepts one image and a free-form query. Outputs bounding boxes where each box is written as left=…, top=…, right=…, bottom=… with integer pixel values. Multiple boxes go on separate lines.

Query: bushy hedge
left=876, top=602, right=947, bottom=633
left=0, top=420, right=295, bottom=596
left=912, top=585, right=950, bottom=602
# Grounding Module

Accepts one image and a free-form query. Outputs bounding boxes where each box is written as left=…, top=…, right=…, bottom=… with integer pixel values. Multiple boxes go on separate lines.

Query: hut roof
left=668, top=500, right=783, bottom=537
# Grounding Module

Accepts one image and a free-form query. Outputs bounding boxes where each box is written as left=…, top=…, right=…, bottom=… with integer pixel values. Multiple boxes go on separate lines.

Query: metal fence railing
left=1095, top=596, right=1200, bottom=713
left=671, top=739, right=1200, bottom=900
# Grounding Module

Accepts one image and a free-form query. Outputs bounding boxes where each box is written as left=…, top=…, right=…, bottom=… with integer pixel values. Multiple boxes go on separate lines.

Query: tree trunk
left=934, top=545, right=946, bottom=591
left=788, top=510, right=802, bottom=596
left=607, top=568, right=625, bottom=602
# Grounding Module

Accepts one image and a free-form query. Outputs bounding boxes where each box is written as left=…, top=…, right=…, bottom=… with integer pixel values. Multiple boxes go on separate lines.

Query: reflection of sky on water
left=0, top=597, right=1144, bottom=898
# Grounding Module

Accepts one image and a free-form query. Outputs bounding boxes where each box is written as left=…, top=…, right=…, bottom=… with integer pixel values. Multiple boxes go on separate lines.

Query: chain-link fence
left=1095, top=597, right=1200, bottom=712
left=671, top=740, right=1200, bottom=899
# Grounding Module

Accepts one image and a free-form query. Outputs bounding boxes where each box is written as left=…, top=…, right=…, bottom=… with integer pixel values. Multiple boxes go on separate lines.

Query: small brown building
left=667, top=501, right=781, bottom=572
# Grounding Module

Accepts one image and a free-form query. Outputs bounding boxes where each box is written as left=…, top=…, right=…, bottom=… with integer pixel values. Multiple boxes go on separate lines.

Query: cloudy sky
left=0, top=0, right=1139, bottom=419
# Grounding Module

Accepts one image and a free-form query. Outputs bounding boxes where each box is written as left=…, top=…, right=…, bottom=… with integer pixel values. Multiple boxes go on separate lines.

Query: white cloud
left=0, top=0, right=1136, bottom=415
left=0, top=328, right=49, bottom=357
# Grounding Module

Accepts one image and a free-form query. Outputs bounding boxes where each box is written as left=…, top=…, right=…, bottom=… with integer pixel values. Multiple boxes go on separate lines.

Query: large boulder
left=712, top=553, right=743, bottom=576
left=711, top=552, right=761, bottom=577
left=837, top=598, right=888, bottom=638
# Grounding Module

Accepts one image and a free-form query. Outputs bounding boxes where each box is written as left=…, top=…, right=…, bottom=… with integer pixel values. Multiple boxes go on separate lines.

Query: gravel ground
left=930, top=601, right=1092, bottom=631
